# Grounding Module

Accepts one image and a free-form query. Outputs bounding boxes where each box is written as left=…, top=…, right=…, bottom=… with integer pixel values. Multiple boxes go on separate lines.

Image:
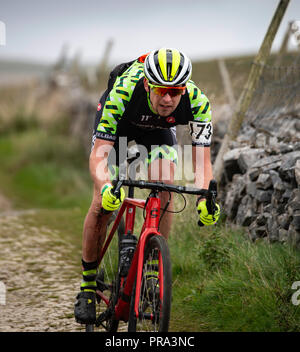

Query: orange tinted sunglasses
left=148, top=82, right=186, bottom=97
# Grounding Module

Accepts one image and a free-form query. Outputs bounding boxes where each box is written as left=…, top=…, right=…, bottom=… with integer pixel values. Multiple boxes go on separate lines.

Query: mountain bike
left=86, top=177, right=217, bottom=332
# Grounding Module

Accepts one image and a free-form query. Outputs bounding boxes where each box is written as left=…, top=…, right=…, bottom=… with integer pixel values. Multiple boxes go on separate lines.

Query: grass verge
left=169, top=208, right=300, bottom=331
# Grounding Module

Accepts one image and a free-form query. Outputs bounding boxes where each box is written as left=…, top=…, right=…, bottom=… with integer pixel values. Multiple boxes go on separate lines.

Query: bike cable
left=142, top=188, right=187, bottom=225
left=157, top=187, right=187, bottom=231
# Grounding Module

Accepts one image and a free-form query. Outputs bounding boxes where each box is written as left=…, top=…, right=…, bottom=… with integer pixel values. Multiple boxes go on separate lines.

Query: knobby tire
left=128, top=234, right=172, bottom=332
left=85, top=210, right=125, bottom=332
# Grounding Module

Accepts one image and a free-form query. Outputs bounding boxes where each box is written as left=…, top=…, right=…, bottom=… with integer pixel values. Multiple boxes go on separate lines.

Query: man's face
left=144, top=79, right=185, bottom=117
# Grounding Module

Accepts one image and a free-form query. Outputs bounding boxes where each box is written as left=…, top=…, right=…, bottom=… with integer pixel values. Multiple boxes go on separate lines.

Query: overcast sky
left=0, top=0, right=299, bottom=65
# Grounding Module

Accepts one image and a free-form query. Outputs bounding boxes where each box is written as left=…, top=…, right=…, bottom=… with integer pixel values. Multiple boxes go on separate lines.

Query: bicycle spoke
left=137, top=249, right=160, bottom=331
left=90, top=211, right=124, bottom=332
left=129, top=236, right=171, bottom=332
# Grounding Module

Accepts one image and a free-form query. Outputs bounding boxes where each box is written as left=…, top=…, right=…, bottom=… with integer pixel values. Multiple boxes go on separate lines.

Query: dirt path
left=0, top=187, right=132, bottom=332
left=0, top=211, right=85, bottom=331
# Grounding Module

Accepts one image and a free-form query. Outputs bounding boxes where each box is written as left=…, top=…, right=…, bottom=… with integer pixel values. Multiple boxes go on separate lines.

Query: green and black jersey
left=94, top=57, right=213, bottom=147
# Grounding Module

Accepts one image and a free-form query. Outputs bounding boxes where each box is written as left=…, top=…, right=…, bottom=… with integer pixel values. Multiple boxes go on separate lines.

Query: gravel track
left=0, top=211, right=90, bottom=332
left=0, top=191, right=129, bottom=333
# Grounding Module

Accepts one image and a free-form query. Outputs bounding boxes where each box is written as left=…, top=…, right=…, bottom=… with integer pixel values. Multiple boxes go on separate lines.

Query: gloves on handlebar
left=101, top=183, right=125, bottom=211
left=197, top=199, right=220, bottom=227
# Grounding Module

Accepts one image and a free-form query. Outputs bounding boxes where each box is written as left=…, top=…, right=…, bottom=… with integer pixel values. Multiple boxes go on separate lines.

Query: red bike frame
left=98, top=194, right=163, bottom=322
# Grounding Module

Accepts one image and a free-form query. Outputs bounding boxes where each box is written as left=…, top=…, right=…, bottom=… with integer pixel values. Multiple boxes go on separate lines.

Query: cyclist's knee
left=89, top=196, right=102, bottom=216
left=89, top=185, right=103, bottom=215
left=89, top=186, right=115, bottom=220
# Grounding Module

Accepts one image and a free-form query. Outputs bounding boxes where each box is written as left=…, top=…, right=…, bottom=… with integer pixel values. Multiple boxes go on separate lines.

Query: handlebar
left=108, top=178, right=218, bottom=216
left=112, top=179, right=215, bottom=197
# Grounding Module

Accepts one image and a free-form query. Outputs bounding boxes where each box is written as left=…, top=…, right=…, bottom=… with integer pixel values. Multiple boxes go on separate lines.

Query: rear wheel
left=85, top=210, right=125, bottom=332
left=128, top=235, right=172, bottom=332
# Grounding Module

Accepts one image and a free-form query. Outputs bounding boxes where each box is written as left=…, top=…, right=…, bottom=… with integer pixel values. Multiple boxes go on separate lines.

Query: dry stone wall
left=218, top=112, right=300, bottom=246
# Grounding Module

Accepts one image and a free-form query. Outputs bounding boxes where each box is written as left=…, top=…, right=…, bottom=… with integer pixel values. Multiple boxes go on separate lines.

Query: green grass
left=0, top=130, right=92, bottom=209
left=169, top=212, right=300, bottom=332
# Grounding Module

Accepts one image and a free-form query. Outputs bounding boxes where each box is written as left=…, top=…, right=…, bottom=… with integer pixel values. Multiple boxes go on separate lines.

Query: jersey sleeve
left=186, top=80, right=213, bottom=147
left=96, top=60, right=144, bottom=141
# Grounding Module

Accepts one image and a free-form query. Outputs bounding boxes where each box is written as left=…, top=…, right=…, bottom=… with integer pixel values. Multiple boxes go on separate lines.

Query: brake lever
left=101, top=179, right=124, bottom=215
left=111, top=165, right=126, bottom=198
left=206, top=180, right=218, bottom=220
left=112, top=179, right=123, bottom=199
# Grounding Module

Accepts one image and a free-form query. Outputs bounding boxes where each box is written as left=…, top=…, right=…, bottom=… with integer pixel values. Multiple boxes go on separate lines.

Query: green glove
left=101, top=183, right=125, bottom=211
left=197, top=199, right=220, bottom=226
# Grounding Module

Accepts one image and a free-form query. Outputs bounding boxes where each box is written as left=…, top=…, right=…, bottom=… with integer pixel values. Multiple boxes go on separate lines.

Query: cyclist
left=74, top=48, right=220, bottom=324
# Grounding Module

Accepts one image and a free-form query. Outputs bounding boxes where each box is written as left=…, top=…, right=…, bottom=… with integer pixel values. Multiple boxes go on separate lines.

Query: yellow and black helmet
left=144, top=48, right=192, bottom=86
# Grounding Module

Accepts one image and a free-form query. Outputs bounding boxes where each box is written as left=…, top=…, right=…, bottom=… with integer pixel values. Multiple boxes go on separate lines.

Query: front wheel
left=128, top=235, right=172, bottom=332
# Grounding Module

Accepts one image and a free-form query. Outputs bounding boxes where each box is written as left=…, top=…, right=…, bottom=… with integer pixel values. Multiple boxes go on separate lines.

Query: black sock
left=80, top=259, right=98, bottom=292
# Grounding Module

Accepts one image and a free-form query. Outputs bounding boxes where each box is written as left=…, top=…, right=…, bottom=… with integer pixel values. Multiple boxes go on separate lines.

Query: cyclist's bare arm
left=90, top=138, right=114, bottom=192
left=192, top=145, right=213, bottom=190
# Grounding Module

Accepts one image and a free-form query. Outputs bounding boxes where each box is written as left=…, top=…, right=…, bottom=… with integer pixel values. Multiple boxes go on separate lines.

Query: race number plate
left=188, top=121, right=213, bottom=146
